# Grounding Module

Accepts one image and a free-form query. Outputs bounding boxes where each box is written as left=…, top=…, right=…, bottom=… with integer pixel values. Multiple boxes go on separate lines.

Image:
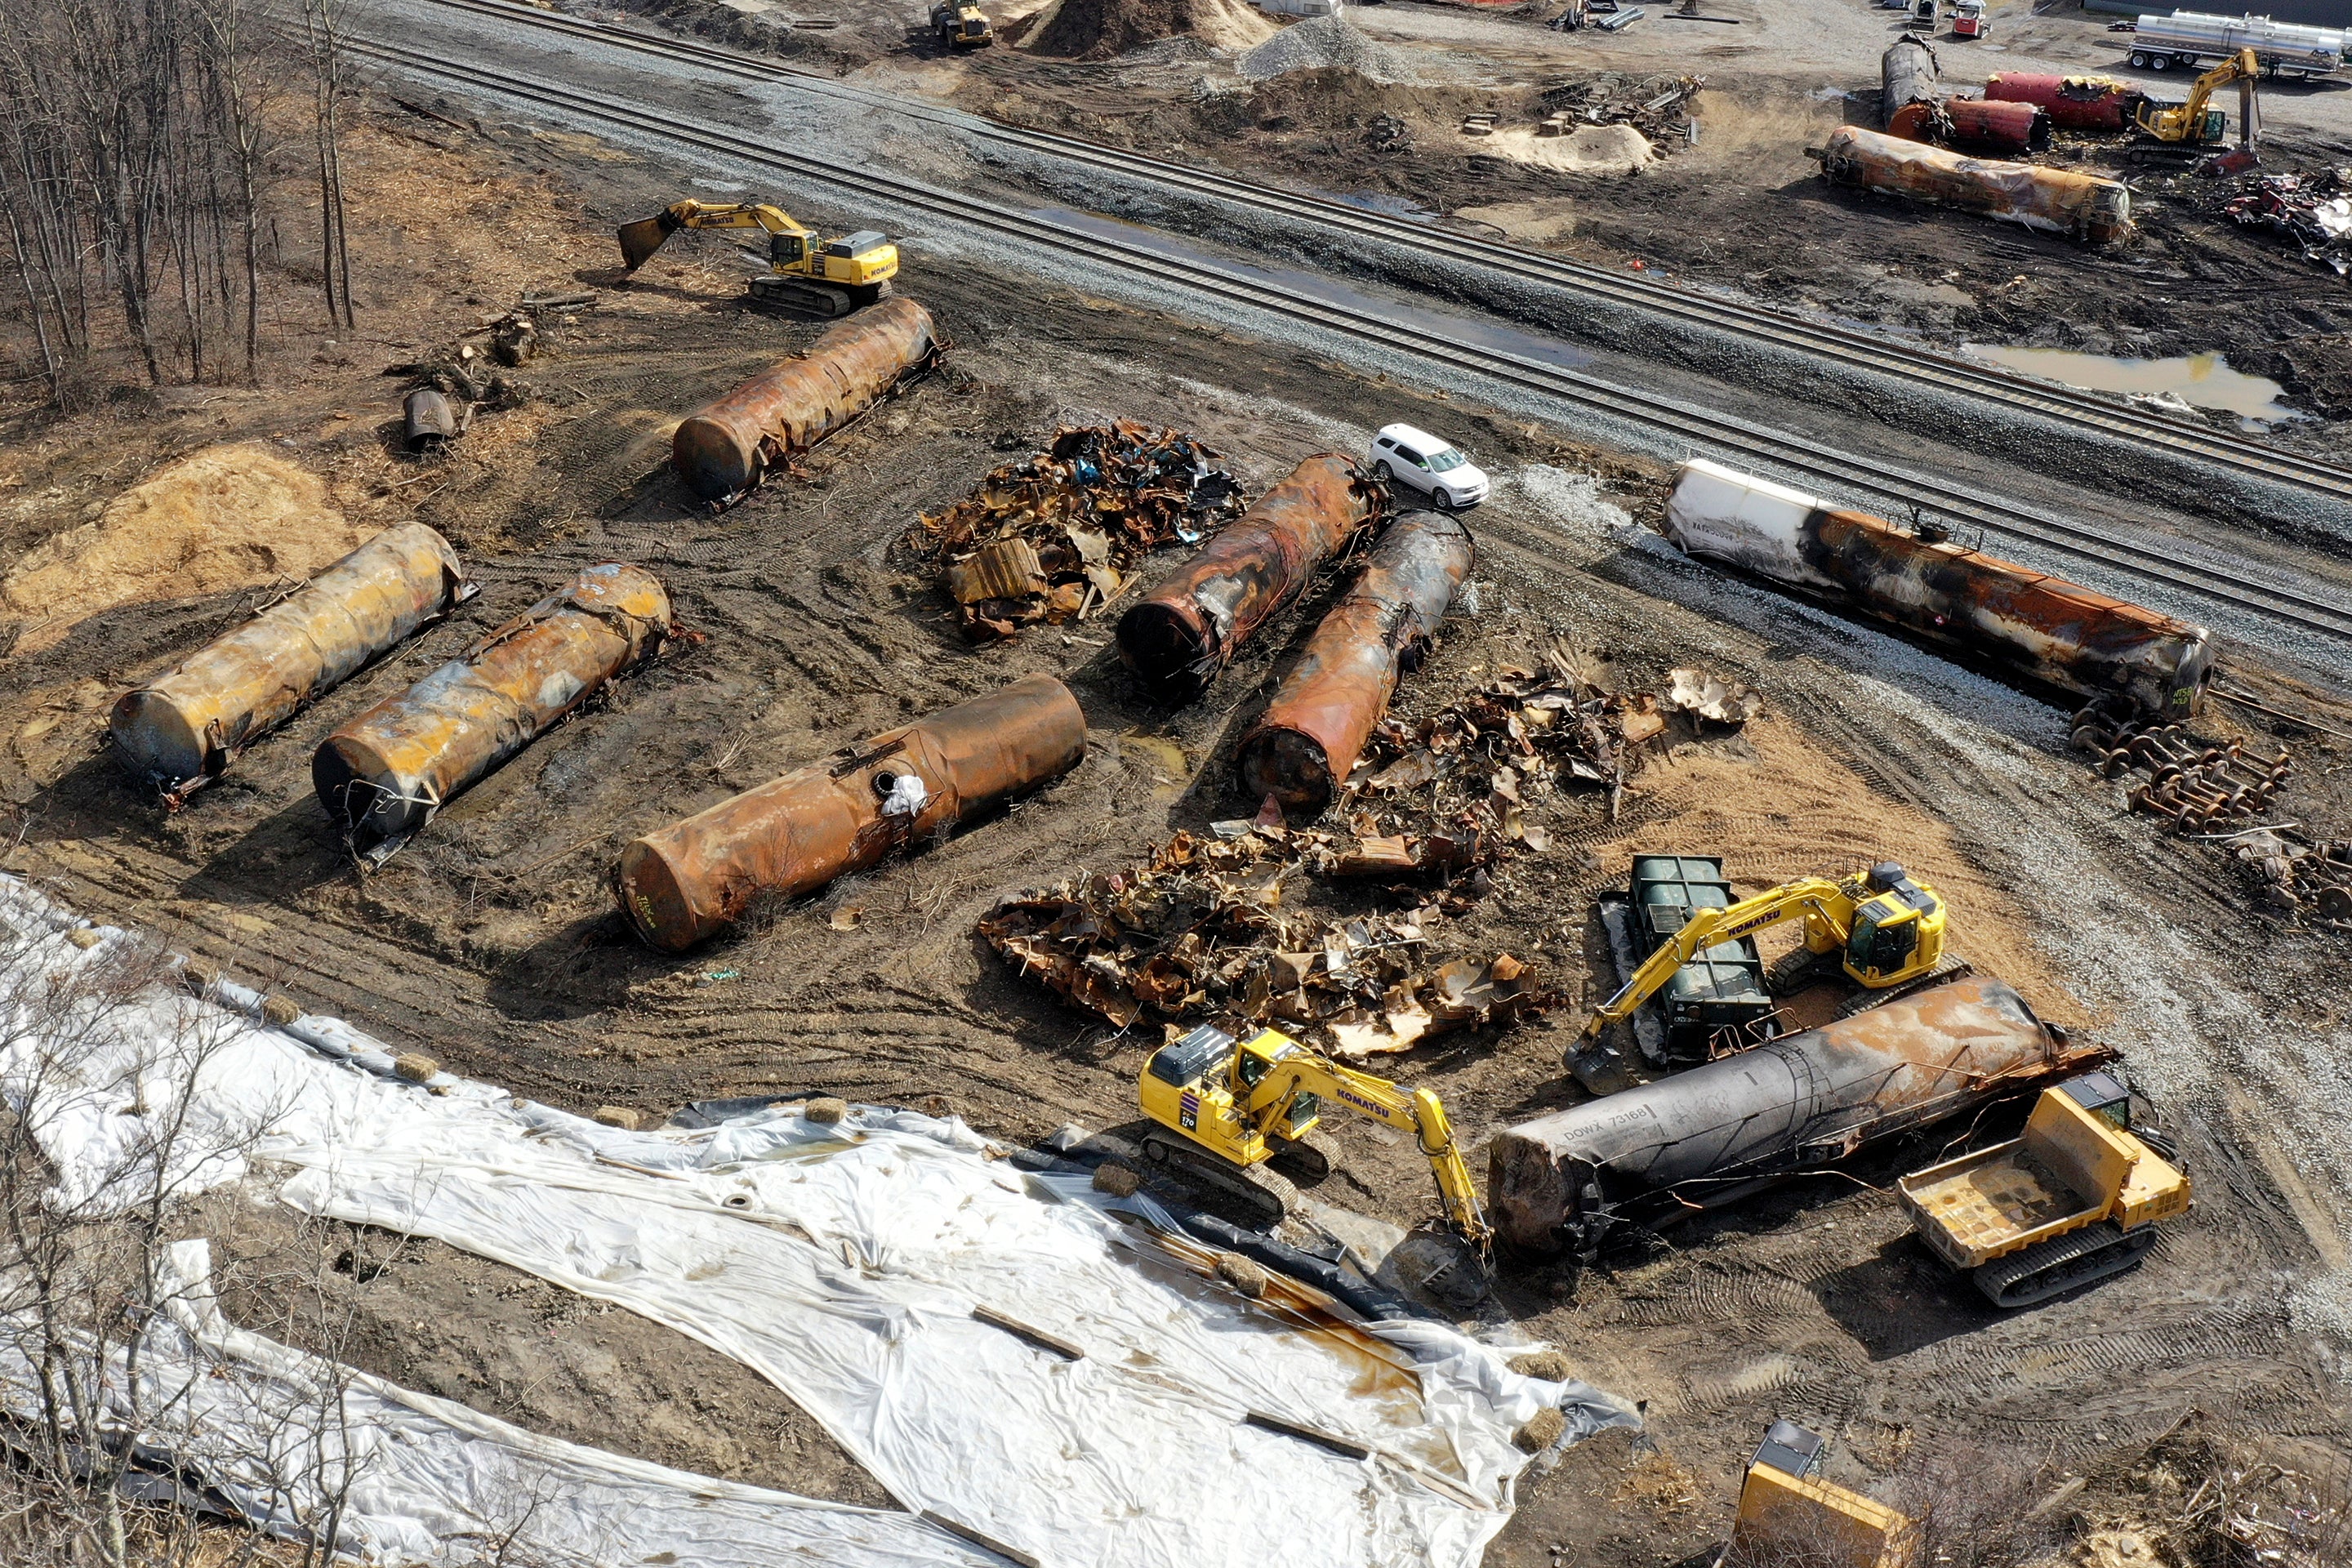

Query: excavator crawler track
left=1139, top=1129, right=1298, bottom=1230
left=1972, top=1219, right=2158, bottom=1308
left=747, top=276, right=858, bottom=318
left=1269, top=1129, right=1343, bottom=1183
left=1835, top=953, right=1972, bottom=1018
left=1765, top=945, right=1838, bottom=997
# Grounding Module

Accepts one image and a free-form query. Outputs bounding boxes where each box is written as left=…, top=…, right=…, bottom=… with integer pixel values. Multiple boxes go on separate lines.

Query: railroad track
left=412, top=0, right=2352, bottom=512
left=345, top=29, right=2352, bottom=644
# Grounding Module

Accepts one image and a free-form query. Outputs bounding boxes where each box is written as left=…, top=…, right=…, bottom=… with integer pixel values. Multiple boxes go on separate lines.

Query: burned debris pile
left=982, top=636, right=1764, bottom=1055
left=909, top=422, right=1246, bottom=639
left=1535, top=73, right=1704, bottom=148
left=1346, top=640, right=1760, bottom=840
left=978, top=823, right=1544, bottom=1055
left=2217, top=167, right=2352, bottom=276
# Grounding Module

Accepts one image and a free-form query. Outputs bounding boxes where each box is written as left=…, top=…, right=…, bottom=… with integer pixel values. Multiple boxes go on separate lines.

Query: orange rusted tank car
left=1236, top=510, right=1473, bottom=815
left=1116, top=453, right=1381, bottom=702
left=314, top=563, right=672, bottom=855
left=671, top=296, right=940, bottom=502
left=111, top=523, right=471, bottom=804
left=615, top=673, right=1087, bottom=950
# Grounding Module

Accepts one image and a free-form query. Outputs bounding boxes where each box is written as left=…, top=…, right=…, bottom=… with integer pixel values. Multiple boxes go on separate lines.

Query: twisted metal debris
left=1348, top=639, right=1756, bottom=837
left=2219, top=168, right=2352, bottom=276
left=979, top=825, right=1544, bottom=1057
left=910, top=421, right=1246, bottom=640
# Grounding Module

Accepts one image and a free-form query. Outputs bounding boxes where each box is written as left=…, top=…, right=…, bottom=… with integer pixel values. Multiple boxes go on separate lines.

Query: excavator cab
left=1134, top=1024, right=1489, bottom=1248
left=770, top=232, right=808, bottom=266
left=1842, top=862, right=1943, bottom=983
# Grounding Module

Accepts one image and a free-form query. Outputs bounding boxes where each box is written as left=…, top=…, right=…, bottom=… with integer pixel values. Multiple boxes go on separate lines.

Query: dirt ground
left=6, top=35, right=2352, bottom=1568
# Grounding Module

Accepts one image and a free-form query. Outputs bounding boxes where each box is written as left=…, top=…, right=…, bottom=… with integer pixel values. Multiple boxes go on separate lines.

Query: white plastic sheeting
left=0, top=1240, right=989, bottom=1568
left=0, top=877, right=1639, bottom=1567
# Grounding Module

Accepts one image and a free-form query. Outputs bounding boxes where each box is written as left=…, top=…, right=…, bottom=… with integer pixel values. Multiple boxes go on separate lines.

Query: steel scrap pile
left=2238, top=831, right=2352, bottom=926
left=1532, top=73, right=1703, bottom=146
left=1346, top=640, right=1760, bottom=843
left=2219, top=168, right=2352, bottom=275
left=2070, top=706, right=2352, bottom=927
left=911, top=422, right=1246, bottom=639
left=979, top=823, right=1544, bottom=1057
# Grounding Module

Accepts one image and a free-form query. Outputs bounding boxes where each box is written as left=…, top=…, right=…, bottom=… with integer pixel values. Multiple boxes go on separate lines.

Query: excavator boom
left=1583, top=878, right=1850, bottom=1040
left=1134, top=1025, right=1490, bottom=1251
left=1581, top=860, right=1953, bottom=1044
left=1245, top=1041, right=1492, bottom=1250
left=617, top=200, right=810, bottom=271
left=2134, top=47, right=2258, bottom=145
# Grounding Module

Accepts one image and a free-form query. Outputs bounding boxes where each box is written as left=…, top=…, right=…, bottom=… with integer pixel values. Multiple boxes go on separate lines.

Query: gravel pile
left=1238, top=15, right=1410, bottom=82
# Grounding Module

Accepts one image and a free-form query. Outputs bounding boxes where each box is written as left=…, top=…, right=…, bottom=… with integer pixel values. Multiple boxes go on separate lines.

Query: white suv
left=1369, top=423, right=1490, bottom=511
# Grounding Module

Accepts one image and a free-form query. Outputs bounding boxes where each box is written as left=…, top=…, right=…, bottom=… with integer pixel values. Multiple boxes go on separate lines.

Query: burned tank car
left=1664, top=460, right=2215, bottom=721
left=1488, top=978, right=2102, bottom=1257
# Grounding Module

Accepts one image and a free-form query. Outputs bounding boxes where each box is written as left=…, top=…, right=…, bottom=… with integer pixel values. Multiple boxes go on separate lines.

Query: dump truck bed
left=1896, top=1139, right=2102, bottom=1271
left=1898, top=1085, right=2188, bottom=1273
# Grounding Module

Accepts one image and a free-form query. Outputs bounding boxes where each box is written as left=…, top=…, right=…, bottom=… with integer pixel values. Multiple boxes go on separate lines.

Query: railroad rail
left=412, top=0, right=2352, bottom=510
left=345, top=29, right=2352, bottom=644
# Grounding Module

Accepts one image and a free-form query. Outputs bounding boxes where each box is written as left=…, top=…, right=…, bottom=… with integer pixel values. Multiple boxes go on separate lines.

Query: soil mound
left=1484, top=123, right=1655, bottom=176
left=0, top=442, right=369, bottom=655
left=1238, top=15, right=1410, bottom=82
left=1025, top=0, right=1274, bottom=60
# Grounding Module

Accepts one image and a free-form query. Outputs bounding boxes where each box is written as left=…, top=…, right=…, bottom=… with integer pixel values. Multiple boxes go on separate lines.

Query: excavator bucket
left=616, top=215, right=673, bottom=272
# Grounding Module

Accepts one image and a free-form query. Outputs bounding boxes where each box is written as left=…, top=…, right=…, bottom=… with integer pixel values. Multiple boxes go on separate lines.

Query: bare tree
left=301, top=0, right=354, bottom=334
left=0, top=0, right=304, bottom=403
left=0, top=906, right=371, bottom=1568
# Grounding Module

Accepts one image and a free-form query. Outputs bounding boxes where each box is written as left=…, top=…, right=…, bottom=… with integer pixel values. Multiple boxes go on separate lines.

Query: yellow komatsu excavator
left=1581, top=861, right=1960, bottom=1043
left=616, top=200, right=899, bottom=318
left=2136, top=46, right=2260, bottom=148
left=1137, top=1024, right=1490, bottom=1253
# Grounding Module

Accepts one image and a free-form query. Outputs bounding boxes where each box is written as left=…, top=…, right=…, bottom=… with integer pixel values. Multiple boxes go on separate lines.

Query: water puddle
left=1959, top=343, right=2298, bottom=426
left=1029, top=205, right=1596, bottom=372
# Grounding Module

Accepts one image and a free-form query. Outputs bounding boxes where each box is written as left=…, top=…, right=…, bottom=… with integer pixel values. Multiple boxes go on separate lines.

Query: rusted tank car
left=1886, top=97, right=2051, bottom=156
left=1663, top=459, right=2214, bottom=719
left=671, top=297, right=940, bottom=502
left=1814, top=126, right=2132, bottom=244
left=1235, top=511, right=1473, bottom=814
left=1882, top=32, right=1940, bottom=123
left=110, top=523, right=471, bottom=804
left=1116, top=453, right=1381, bottom=701
left=1983, top=72, right=2143, bottom=131
left=314, top=563, right=672, bottom=854
left=615, top=674, right=1087, bottom=951
left=1488, top=978, right=2103, bottom=1257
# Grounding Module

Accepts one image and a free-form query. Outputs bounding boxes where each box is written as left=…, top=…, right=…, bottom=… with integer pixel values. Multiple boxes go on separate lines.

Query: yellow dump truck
left=1897, top=1071, right=2189, bottom=1308
left=1729, top=1421, right=1917, bottom=1568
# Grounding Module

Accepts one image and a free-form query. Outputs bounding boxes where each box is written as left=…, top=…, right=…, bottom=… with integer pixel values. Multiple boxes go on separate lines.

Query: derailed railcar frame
left=1798, top=507, right=2216, bottom=719
left=1487, top=979, right=2109, bottom=1258
left=1663, top=459, right=2214, bottom=721
left=1815, top=126, right=2133, bottom=245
